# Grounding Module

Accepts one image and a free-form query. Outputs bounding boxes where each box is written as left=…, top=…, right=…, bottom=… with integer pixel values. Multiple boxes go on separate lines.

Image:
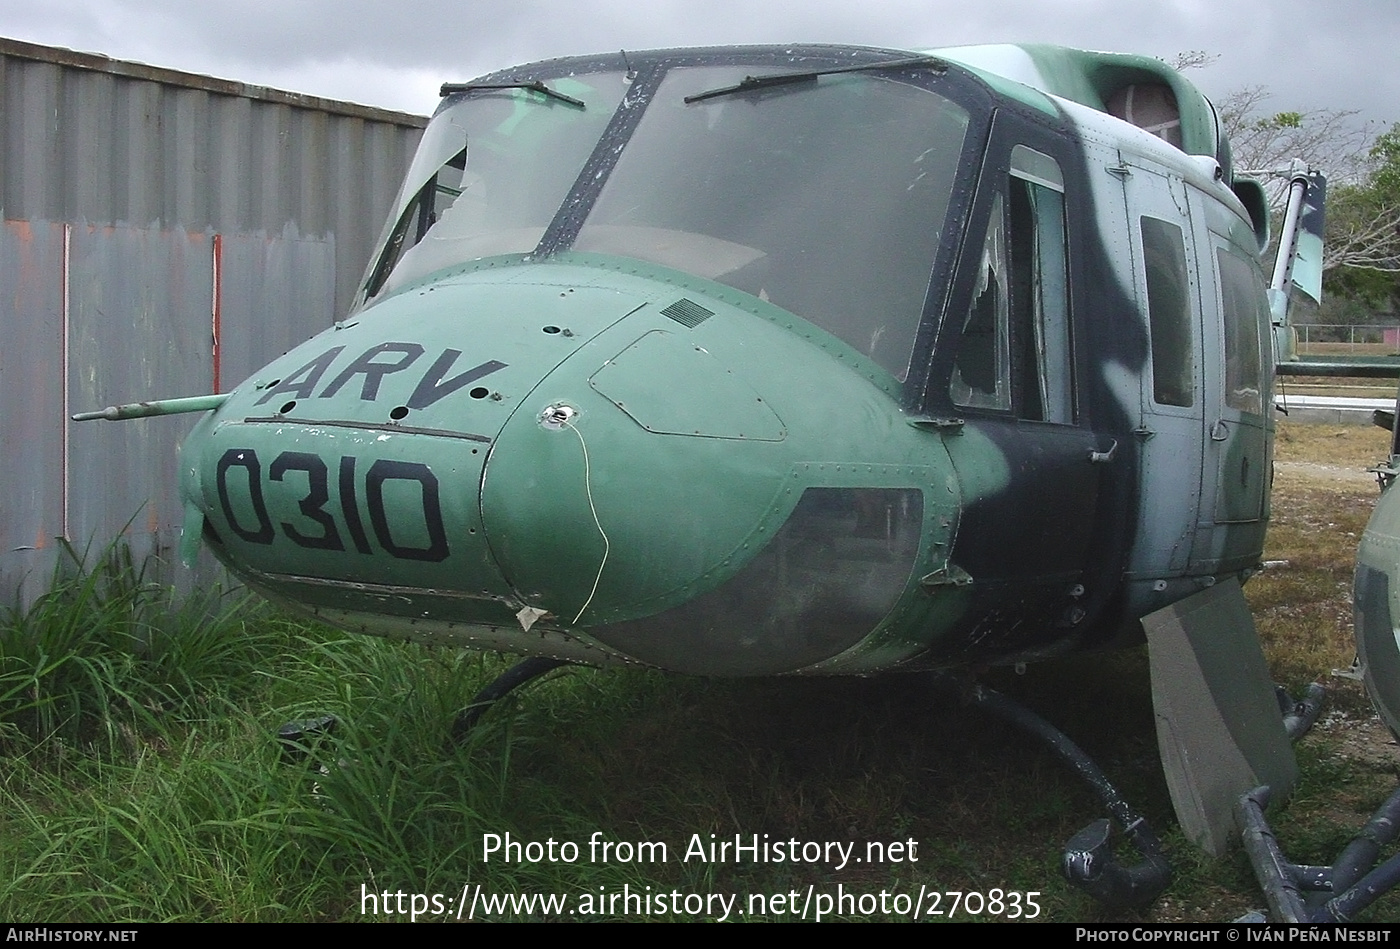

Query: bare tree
left=1218, top=87, right=1375, bottom=190
left=1170, top=50, right=1218, bottom=72
left=1201, top=76, right=1400, bottom=280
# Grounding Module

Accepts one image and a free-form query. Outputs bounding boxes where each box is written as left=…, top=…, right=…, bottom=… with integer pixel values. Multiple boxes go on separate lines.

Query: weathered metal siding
left=0, top=38, right=425, bottom=602
left=0, top=220, right=65, bottom=598
left=0, top=37, right=423, bottom=314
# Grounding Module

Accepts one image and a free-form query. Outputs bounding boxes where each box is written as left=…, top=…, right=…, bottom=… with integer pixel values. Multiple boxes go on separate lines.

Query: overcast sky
left=2, top=0, right=1396, bottom=135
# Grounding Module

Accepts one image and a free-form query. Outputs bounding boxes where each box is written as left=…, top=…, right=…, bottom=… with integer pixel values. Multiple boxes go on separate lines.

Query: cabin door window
left=1009, top=145, right=1073, bottom=423
left=1141, top=217, right=1195, bottom=408
left=1217, top=249, right=1267, bottom=418
left=951, top=146, right=1072, bottom=423
left=950, top=191, right=1011, bottom=410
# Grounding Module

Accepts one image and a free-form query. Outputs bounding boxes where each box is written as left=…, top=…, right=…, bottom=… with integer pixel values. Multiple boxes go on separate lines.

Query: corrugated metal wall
left=0, top=38, right=426, bottom=603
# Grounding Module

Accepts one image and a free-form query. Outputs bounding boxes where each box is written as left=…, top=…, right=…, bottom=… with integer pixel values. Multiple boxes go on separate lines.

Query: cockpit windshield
left=358, top=57, right=971, bottom=383
left=575, top=66, right=968, bottom=381
left=359, top=72, right=628, bottom=305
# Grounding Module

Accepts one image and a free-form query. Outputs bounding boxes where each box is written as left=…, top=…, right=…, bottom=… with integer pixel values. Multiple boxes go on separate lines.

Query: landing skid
left=273, top=616, right=1328, bottom=918
left=967, top=682, right=1173, bottom=908
left=964, top=679, right=1324, bottom=914
left=453, top=656, right=1180, bottom=908
left=964, top=576, right=1323, bottom=913
left=1236, top=685, right=1399, bottom=924
left=1238, top=782, right=1400, bottom=923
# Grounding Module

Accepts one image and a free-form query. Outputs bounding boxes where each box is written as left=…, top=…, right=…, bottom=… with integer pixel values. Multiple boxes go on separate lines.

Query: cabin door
left=1120, top=159, right=1207, bottom=583
left=1188, top=189, right=1272, bottom=573
left=935, top=134, right=1102, bottom=652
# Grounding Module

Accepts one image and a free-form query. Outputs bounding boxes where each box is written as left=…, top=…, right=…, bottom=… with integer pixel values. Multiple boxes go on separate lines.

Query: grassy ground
left=2, top=420, right=1398, bottom=923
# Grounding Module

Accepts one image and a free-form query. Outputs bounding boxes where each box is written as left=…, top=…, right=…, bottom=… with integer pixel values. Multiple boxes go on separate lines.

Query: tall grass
left=0, top=540, right=272, bottom=750
left=0, top=546, right=684, bottom=921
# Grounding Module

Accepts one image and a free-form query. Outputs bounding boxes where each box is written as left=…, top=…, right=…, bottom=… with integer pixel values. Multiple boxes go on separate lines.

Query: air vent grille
left=661, top=298, right=714, bottom=328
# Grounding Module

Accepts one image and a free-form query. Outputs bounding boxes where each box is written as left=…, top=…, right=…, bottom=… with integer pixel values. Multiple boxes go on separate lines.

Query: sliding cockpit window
left=359, top=73, right=629, bottom=306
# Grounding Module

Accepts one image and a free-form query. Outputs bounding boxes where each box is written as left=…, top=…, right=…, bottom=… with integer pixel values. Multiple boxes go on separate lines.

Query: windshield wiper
left=438, top=80, right=585, bottom=108
left=684, top=55, right=945, bottom=104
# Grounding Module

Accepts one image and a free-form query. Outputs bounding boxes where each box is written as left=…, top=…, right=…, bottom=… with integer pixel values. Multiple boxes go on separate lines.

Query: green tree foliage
left=1322, top=124, right=1400, bottom=312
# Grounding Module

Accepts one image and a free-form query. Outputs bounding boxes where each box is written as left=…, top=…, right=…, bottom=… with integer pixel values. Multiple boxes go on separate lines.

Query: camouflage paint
left=177, top=44, right=1278, bottom=676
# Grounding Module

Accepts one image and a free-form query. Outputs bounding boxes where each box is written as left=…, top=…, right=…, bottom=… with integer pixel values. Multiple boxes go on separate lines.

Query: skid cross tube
left=1231, top=682, right=1400, bottom=923
left=451, top=657, right=574, bottom=744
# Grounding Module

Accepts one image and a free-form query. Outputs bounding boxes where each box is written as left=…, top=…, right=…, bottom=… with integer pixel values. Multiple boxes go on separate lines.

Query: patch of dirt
left=1275, top=460, right=1383, bottom=488
left=1313, top=705, right=1400, bottom=769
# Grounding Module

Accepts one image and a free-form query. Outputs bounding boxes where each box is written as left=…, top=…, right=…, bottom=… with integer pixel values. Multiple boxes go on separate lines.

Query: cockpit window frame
left=566, top=64, right=977, bottom=382
left=355, top=46, right=997, bottom=403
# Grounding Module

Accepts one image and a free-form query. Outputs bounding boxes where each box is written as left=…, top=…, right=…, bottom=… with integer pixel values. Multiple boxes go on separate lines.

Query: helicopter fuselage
left=179, top=44, right=1275, bottom=676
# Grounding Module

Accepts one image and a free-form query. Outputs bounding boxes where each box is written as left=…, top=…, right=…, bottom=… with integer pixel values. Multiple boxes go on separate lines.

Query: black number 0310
left=215, top=448, right=450, bottom=562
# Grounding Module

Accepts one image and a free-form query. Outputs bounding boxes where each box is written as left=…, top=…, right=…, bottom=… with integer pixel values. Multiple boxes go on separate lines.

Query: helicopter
left=77, top=43, right=1329, bottom=909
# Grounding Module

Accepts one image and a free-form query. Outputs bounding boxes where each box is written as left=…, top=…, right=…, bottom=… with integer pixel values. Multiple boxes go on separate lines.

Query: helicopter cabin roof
left=928, top=44, right=1232, bottom=182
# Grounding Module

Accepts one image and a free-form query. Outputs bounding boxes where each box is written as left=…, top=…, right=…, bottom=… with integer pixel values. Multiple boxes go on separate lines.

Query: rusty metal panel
left=0, top=219, right=65, bottom=600
left=218, top=225, right=336, bottom=390
left=65, top=223, right=213, bottom=547
left=0, top=38, right=425, bottom=604
left=0, top=37, right=424, bottom=317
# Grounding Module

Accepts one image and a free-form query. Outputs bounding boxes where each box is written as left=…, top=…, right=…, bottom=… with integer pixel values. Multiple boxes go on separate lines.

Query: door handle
left=1089, top=439, right=1118, bottom=464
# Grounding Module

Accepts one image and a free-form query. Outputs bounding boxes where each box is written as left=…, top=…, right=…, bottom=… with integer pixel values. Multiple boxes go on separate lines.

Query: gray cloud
left=2, top=0, right=1395, bottom=132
